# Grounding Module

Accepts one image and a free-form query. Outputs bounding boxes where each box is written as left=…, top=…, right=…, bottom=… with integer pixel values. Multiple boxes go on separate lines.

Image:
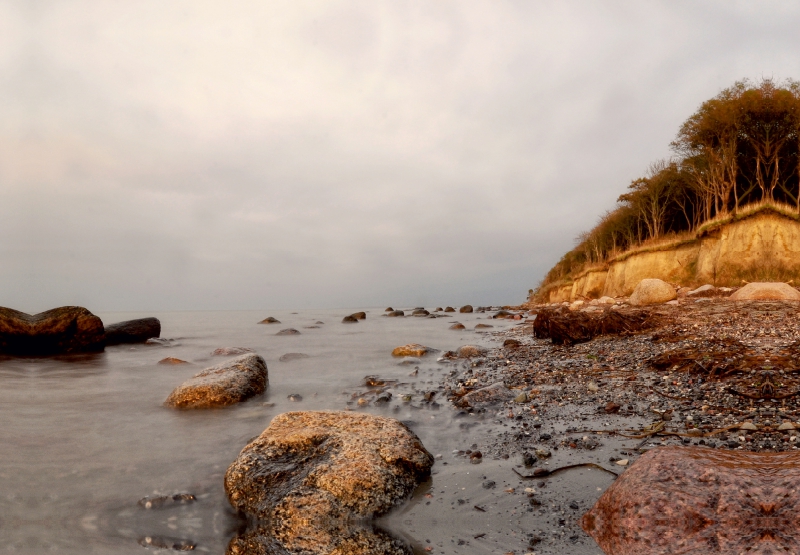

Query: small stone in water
left=287, top=394, right=303, bottom=402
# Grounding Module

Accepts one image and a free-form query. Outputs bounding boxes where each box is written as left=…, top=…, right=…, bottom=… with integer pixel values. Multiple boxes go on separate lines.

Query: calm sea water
left=0, top=308, right=524, bottom=554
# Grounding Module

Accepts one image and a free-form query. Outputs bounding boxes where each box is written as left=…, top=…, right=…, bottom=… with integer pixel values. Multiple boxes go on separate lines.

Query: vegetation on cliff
left=539, top=79, right=800, bottom=297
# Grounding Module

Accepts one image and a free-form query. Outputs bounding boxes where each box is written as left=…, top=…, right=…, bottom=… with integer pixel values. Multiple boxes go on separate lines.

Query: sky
left=1, top=1, right=800, bottom=312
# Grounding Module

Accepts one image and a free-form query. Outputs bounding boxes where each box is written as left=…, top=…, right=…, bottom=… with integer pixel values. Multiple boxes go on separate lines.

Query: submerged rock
left=730, top=281, right=800, bottom=301
left=582, top=446, right=800, bottom=555
left=279, top=352, right=310, bottom=362
left=276, top=328, right=300, bottom=336
left=391, top=344, right=433, bottom=357
left=158, top=357, right=188, bottom=365
left=105, top=317, right=161, bottom=345
left=211, top=347, right=253, bottom=356
left=164, top=353, right=268, bottom=409
left=224, top=411, right=434, bottom=524
left=258, top=316, right=281, bottom=324
left=0, top=306, right=105, bottom=356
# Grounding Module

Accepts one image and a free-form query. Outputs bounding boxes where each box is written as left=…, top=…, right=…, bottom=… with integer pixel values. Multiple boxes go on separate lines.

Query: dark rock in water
left=211, top=347, right=253, bottom=356
left=276, top=328, right=300, bottom=335
left=342, top=315, right=359, bottom=323
left=504, top=338, right=521, bottom=348
left=459, top=305, right=473, bottom=313
left=258, top=316, right=281, bottom=324
left=158, top=357, right=188, bottom=365
left=279, top=353, right=309, bottom=362
left=351, top=312, right=366, bottom=320
left=384, top=307, right=394, bottom=312
left=533, top=306, right=656, bottom=345
left=164, top=354, right=268, bottom=409
left=583, top=446, right=800, bottom=555
left=105, top=317, right=161, bottom=345
left=444, top=307, right=455, bottom=312
left=412, top=309, right=429, bottom=316
left=435, top=307, right=443, bottom=312
left=449, top=323, right=466, bottom=330
left=0, top=306, right=105, bottom=355
left=386, top=310, right=404, bottom=317
left=224, top=411, right=434, bottom=525
left=493, top=310, right=512, bottom=319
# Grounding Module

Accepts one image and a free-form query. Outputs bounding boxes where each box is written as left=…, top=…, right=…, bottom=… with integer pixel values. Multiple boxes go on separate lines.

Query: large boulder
left=628, top=279, right=676, bottom=306
left=104, top=317, right=161, bottom=345
left=164, top=353, right=268, bottom=409
left=582, top=446, right=800, bottom=555
left=224, top=411, right=434, bottom=523
left=730, top=282, right=800, bottom=301
left=0, top=306, right=105, bottom=355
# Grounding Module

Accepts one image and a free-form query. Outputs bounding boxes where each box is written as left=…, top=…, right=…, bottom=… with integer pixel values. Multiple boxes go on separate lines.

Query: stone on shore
left=258, top=316, right=281, bottom=324
left=459, top=382, right=514, bottom=408
left=164, top=353, right=267, bottom=409
left=730, top=281, right=800, bottom=301
left=449, top=323, right=466, bottom=330
left=629, top=278, right=677, bottom=306
left=475, top=323, right=493, bottom=329
left=392, top=344, right=432, bottom=357
left=459, top=305, right=473, bottom=313
left=582, top=446, right=800, bottom=555
left=687, top=284, right=716, bottom=297
left=224, top=411, right=434, bottom=523
left=0, top=306, right=105, bottom=356
left=104, top=317, right=161, bottom=345
left=455, top=345, right=485, bottom=358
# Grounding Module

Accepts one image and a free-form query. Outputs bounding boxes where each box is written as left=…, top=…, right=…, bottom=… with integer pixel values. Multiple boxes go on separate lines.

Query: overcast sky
left=1, top=1, right=799, bottom=312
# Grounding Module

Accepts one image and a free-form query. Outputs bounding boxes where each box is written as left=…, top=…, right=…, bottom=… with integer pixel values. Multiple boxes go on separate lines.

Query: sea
left=0, top=308, right=609, bottom=555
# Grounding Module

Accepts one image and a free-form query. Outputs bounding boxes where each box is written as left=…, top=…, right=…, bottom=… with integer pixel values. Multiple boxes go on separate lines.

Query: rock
left=598, top=296, right=616, bottom=304
left=386, top=310, right=405, bottom=317
left=411, top=309, right=429, bottom=316
left=493, top=310, right=512, bottom=319
left=459, top=305, right=473, bottom=313
left=105, top=317, right=161, bottom=345
left=629, top=278, right=677, bottom=306
left=615, top=458, right=629, bottom=466
left=513, top=392, right=528, bottom=403
left=385, top=307, right=394, bottom=312
left=474, top=323, right=493, bottom=329
left=396, top=357, right=421, bottom=366
left=459, top=382, right=514, bottom=407
left=504, top=339, right=521, bottom=348
left=449, top=323, right=466, bottom=330
left=391, top=344, right=432, bottom=357
left=778, top=422, right=796, bottom=431
left=211, top=347, right=253, bottom=356
left=434, top=307, right=443, bottom=312
left=287, top=393, right=302, bottom=402
left=444, top=307, right=455, bottom=312
left=276, top=328, right=300, bottom=335
left=164, top=354, right=268, bottom=409
left=158, top=357, right=188, bottom=365
left=455, top=345, right=485, bottom=358
left=351, top=312, right=367, bottom=320
left=582, top=446, right=800, bottom=555
left=145, top=337, right=174, bottom=346
left=258, top=317, right=281, bottom=324
left=224, top=411, right=434, bottom=524
left=687, top=284, right=716, bottom=297
left=535, top=448, right=551, bottom=459
left=730, top=282, right=800, bottom=301
left=342, top=315, right=359, bottom=323
left=279, top=353, right=309, bottom=362
left=738, top=421, right=758, bottom=431
left=0, top=306, right=106, bottom=355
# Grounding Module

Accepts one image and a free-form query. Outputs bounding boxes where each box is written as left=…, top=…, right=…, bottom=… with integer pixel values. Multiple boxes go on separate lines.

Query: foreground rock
left=391, top=344, right=433, bottom=357
left=730, top=281, right=800, bottom=301
left=583, top=446, right=800, bottom=555
left=224, top=411, right=434, bottom=524
left=104, top=317, right=161, bottom=345
left=629, top=278, right=676, bottom=306
left=0, top=306, right=105, bottom=355
left=164, top=354, right=267, bottom=409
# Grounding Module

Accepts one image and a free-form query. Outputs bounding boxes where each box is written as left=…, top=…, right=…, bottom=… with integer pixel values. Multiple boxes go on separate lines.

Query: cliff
left=541, top=209, right=800, bottom=303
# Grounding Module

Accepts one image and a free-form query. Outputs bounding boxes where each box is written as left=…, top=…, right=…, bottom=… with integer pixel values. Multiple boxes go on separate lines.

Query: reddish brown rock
left=391, top=344, right=432, bottom=357
left=104, top=317, right=161, bottom=345
left=165, top=353, right=267, bottom=409
left=582, top=446, right=800, bottom=555
left=158, top=357, right=188, bottom=365
left=0, top=306, right=105, bottom=355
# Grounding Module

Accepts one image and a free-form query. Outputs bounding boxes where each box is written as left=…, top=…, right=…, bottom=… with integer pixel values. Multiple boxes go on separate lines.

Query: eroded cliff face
left=547, top=212, right=800, bottom=302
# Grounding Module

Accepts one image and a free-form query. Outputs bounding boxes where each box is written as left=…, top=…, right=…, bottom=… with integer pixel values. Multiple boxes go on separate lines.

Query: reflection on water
left=0, top=309, right=517, bottom=554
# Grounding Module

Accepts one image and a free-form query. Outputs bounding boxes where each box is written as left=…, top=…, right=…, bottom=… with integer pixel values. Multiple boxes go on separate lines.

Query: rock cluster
left=0, top=306, right=105, bottom=356
left=164, top=354, right=268, bottom=409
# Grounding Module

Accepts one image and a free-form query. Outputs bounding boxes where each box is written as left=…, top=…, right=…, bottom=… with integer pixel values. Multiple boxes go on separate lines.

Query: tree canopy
left=540, top=79, right=800, bottom=292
